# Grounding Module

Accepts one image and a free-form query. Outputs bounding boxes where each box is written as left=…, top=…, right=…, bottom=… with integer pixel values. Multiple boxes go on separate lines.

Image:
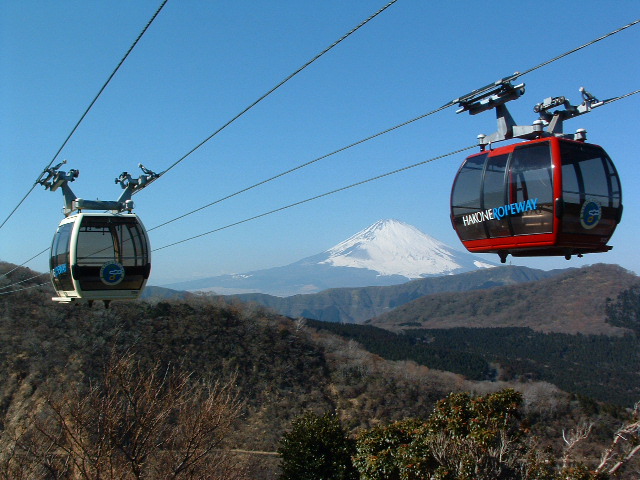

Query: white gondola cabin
left=38, top=162, right=158, bottom=305
left=50, top=212, right=151, bottom=303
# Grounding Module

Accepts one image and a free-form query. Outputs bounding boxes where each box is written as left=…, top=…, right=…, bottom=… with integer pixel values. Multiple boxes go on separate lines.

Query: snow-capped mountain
left=163, top=219, right=496, bottom=296
left=320, top=219, right=494, bottom=276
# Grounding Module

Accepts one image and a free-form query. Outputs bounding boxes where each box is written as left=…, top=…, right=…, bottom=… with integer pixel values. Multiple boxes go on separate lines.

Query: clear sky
left=2, top=1, right=639, bottom=286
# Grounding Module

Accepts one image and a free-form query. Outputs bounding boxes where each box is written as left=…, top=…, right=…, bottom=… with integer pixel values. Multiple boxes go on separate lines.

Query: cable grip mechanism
left=38, top=161, right=159, bottom=216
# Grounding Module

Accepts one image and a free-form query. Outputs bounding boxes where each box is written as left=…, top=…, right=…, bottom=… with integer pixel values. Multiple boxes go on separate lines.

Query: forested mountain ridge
left=307, top=321, right=640, bottom=407
left=231, top=265, right=566, bottom=324
left=369, top=263, right=639, bottom=335
left=2, top=260, right=638, bottom=478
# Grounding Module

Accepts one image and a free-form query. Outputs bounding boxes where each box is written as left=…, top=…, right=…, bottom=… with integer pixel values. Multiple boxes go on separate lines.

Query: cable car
left=449, top=82, right=623, bottom=263
left=38, top=162, right=158, bottom=305
left=49, top=212, right=151, bottom=304
left=451, top=136, right=622, bottom=262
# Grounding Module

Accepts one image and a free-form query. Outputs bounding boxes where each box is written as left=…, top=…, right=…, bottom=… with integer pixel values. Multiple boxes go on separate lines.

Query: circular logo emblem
left=580, top=199, right=602, bottom=230
left=100, top=262, right=125, bottom=286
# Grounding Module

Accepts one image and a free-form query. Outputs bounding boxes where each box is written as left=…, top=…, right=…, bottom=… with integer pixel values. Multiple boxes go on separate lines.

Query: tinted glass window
left=607, top=157, right=621, bottom=209
left=482, top=154, right=510, bottom=238
left=451, top=153, right=487, bottom=241
left=75, top=216, right=150, bottom=292
left=581, top=157, right=610, bottom=199
left=452, top=154, right=485, bottom=213
left=482, top=154, right=507, bottom=208
left=50, top=222, right=74, bottom=292
left=509, top=142, right=554, bottom=235
left=560, top=142, right=621, bottom=235
left=76, top=216, right=149, bottom=267
left=51, top=223, right=72, bottom=259
left=562, top=162, right=580, bottom=199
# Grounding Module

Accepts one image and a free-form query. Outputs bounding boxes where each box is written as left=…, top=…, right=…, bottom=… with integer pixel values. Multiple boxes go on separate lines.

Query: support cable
left=514, top=19, right=640, bottom=80
left=0, top=272, right=49, bottom=291
left=0, top=247, right=49, bottom=280
left=153, top=0, right=400, bottom=180
left=148, top=103, right=448, bottom=233
left=444, top=18, right=640, bottom=107
left=0, top=0, right=169, bottom=231
left=603, top=89, right=640, bottom=104
left=3, top=17, right=639, bottom=282
left=0, top=282, right=51, bottom=296
left=4, top=88, right=638, bottom=281
left=148, top=20, right=640, bottom=233
left=153, top=144, right=476, bottom=252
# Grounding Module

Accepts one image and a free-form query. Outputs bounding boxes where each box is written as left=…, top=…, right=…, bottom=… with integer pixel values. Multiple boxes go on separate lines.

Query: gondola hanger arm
left=38, top=162, right=159, bottom=216
left=454, top=78, right=610, bottom=148
left=115, top=163, right=160, bottom=203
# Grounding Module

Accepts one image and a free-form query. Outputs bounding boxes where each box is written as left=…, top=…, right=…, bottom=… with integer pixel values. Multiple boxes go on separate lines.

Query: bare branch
left=561, top=421, right=593, bottom=469
left=597, top=402, right=640, bottom=475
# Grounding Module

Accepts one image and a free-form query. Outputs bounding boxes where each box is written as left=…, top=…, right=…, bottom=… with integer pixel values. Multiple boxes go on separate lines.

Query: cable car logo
left=580, top=199, right=602, bottom=230
left=52, top=263, right=68, bottom=277
left=462, top=198, right=539, bottom=227
left=100, top=261, right=125, bottom=286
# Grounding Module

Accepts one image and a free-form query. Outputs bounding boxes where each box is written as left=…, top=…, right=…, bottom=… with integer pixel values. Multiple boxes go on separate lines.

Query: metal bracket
left=38, top=161, right=159, bottom=216
left=455, top=80, right=525, bottom=116
left=37, top=161, right=80, bottom=214
left=535, top=87, right=604, bottom=135
left=115, top=163, right=160, bottom=204
left=455, top=79, right=605, bottom=148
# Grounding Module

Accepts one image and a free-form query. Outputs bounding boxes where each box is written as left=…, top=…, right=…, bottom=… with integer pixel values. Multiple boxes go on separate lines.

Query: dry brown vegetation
left=1, top=261, right=639, bottom=478
left=1, top=351, right=246, bottom=479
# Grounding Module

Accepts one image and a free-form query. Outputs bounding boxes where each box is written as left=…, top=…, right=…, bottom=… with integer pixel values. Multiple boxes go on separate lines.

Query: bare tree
left=561, top=421, right=593, bottom=469
left=596, top=401, right=640, bottom=476
left=3, top=351, right=247, bottom=480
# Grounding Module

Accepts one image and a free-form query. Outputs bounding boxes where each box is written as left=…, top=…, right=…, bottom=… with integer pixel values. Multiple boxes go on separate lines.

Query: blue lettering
left=461, top=199, right=540, bottom=228
left=53, top=264, right=68, bottom=277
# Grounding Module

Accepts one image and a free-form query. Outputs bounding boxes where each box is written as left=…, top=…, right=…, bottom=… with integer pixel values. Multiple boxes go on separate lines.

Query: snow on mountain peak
left=319, top=219, right=484, bottom=278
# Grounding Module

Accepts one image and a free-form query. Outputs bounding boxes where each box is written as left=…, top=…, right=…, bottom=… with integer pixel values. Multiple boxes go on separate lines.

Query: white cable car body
left=39, top=162, right=158, bottom=306
left=50, top=212, right=151, bottom=303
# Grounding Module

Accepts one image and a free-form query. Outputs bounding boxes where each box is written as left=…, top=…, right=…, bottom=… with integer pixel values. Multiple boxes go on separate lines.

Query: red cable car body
left=450, top=136, right=622, bottom=262
left=449, top=81, right=623, bottom=263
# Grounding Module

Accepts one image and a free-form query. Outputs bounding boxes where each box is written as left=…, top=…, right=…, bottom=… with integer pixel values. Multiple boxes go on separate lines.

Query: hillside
left=1, top=261, right=637, bottom=478
left=232, top=265, right=565, bottom=324
left=369, top=264, right=639, bottom=335
left=141, top=285, right=195, bottom=300
left=306, top=321, right=640, bottom=407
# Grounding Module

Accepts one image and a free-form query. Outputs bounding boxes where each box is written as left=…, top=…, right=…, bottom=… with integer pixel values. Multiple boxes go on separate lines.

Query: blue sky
left=2, top=1, right=639, bottom=285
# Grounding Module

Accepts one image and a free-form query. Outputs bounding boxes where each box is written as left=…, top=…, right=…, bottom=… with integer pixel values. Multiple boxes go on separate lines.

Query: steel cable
left=152, top=144, right=477, bottom=252
left=0, top=0, right=169, bottom=231
left=153, top=0, right=401, bottom=180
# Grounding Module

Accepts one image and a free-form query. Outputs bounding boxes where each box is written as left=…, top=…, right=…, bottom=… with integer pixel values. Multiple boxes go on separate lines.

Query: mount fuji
left=164, top=219, right=497, bottom=296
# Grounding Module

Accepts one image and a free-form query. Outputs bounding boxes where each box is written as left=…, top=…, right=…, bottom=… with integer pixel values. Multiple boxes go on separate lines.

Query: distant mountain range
left=164, top=219, right=497, bottom=296
left=232, top=263, right=639, bottom=335
left=368, top=263, right=639, bottom=335
left=231, top=265, right=564, bottom=324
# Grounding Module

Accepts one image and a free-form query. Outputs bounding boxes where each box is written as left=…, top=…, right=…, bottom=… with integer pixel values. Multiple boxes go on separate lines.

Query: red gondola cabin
left=450, top=136, right=622, bottom=262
